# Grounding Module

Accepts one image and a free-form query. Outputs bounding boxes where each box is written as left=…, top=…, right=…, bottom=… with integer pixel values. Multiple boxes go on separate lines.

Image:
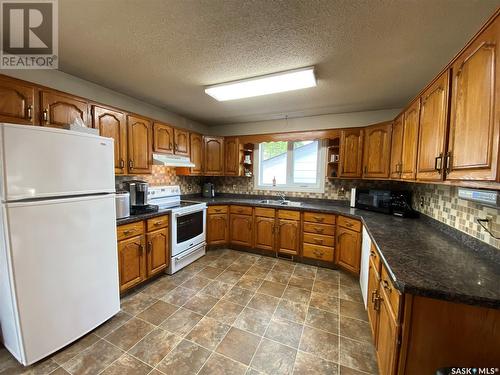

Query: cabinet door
left=340, top=128, right=363, bottom=178
left=277, top=219, right=300, bottom=256
left=118, top=235, right=146, bottom=293
left=447, top=20, right=499, bottom=181
left=92, top=105, right=127, bottom=174
left=153, top=122, right=174, bottom=154
left=367, top=259, right=380, bottom=348
left=417, top=71, right=450, bottom=181
left=127, top=115, right=152, bottom=174
left=363, top=122, right=392, bottom=178
left=230, top=214, right=253, bottom=247
left=207, top=213, right=228, bottom=245
left=390, top=116, right=404, bottom=179
left=146, top=228, right=169, bottom=277
left=190, top=133, right=203, bottom=175
left=254, top=216, right=275, bottom=252
left=0, top=76, right=36, bottom=125
left=224, top=137, right=240, bottom=176
left=204, top=136, right=224, bottom=175
left=40, top=90, right=88, bottom=128
left=174, top=128, right=190, bottom=156
left=376, top=289, right=400, bottom=375
left=400, top=100, right=420, bottom=180
left=336, top=227, right=361, bottom=274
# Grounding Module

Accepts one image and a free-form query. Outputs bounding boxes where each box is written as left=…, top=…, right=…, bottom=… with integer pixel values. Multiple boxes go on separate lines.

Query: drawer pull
left=313, top=216, right=325, bottom=223
left=371, top=290, right=377, bottom=303
left=214, top=208, right=222, bottom=212
left=314, top=228, right=324, bottom=234
left=27, top=106, right=32, bottom=120
left=370, top=251, right=376, bottom=257
left=123, top=229, right=135, bottom=235
left=382, top=279, right=392, bottom=292
left=154, top=221, right=163, bottom=226
left=313, top=238, right=324, bottom=245
left=147, top=242, right=152, bottom=253
left=345, top=222, right=353, bottom=227
left=313, top=249, right=324, bottom=258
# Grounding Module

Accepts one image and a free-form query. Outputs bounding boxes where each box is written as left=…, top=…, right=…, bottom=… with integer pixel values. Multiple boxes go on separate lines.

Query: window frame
left=254, top=139, right=326, bottom=193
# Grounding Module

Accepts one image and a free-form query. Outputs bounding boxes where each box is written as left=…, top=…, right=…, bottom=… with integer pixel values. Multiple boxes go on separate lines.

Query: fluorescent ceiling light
left=205, top=66, right=316, bottom=101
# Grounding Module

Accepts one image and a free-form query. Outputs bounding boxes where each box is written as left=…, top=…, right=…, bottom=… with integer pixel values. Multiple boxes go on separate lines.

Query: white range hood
left=152, top=153, right=195, bottom=167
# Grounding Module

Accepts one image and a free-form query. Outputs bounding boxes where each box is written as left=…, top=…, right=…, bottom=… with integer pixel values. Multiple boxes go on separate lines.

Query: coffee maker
left=124, top=180, right=158, bottom=215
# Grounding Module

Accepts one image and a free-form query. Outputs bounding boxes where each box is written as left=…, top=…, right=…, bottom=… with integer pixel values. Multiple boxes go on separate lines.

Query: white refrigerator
left=0, top=124, right=120, bottom=365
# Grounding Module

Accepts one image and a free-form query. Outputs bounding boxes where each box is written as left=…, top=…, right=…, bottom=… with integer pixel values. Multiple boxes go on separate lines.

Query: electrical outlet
left=420, top=196, right=425, bottom=208
left=187, top=184, right=192, bottom=191
left=232, top=184, right=236, bottom=190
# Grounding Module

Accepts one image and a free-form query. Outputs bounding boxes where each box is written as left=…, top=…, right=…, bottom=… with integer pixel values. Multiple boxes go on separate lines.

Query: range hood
left=152, top=153, right=195, bottom=167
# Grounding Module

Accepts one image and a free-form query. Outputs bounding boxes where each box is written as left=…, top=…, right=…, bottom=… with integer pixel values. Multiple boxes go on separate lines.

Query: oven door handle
left=174, top=244, right=205, bottom=262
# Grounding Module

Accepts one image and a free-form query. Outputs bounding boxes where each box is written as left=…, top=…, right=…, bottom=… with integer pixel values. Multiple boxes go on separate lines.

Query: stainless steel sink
left=258, top=199, right=301, bottom=207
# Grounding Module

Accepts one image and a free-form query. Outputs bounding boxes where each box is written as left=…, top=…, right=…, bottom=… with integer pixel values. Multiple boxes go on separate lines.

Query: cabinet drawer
left=303, top=212, right=336, bottom=225
left=278, top=209, right=300, bottom=220
left=146, top=215, right=169, bottom=231
left=338, top=216, right=361, bottom=232
left=303, top=233, right=335, bottom=247
left=117, top=221, right=144, bottom=241
left=303, top=243, right=334, bottom=262
left=380, top=266, right=401, bottom=319
left=208, top=205, right=228, bottom=214
left=369, top=243, right=381, bottom=275
left=303, top=222, right=335, bottom=236
left=230, top=205, right=253, bottom=215
left=254, top=207, right=275, bottom=218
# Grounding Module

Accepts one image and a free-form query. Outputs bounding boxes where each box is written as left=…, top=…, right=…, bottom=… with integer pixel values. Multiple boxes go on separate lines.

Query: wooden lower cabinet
left=336, top=219, right=361, bottom=274
left=377, top=287, right=400, bottom=375
left=207, top=211, right=229, bottom=245
left=118, top=235, right=146, bottom=293
left=230, top=213, right=253, bottom=247
left=254, top=215, right=275, bottom=252
left=146, top=228, right=169, bottom=277
left=117, top=216, right=169, bottom=293
left=277, top=218, right=300, bottom=256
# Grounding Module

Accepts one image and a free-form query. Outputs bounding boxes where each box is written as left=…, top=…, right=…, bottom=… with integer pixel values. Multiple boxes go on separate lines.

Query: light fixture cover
left=205, top=66, right=316, bottom=101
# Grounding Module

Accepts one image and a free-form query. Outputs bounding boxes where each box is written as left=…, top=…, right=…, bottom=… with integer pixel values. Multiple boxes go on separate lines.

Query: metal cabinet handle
left=119, top=159, right=125, bottom=168
left=445, top=151, right=452, bottom=174
left=129, top=160, right=134, bottom=169
left=147, top=242, right=152, bottom=253
left=370, top=251, right=376, bottom=257
left=123, top=229, right=134, bottom=235
left=42, top=109, right=49, bottom=122
left=154, top=221, right=162, bottom=226
left=314, top=228, right=324, bottom=234
left=345, top=222, right=353, bottom=227
left=434, top=153, right=443, bottom=173
left=313, top=216, right=324, bottom=223
left=313, top=249, right=323, bottom=258
left=371, top=290, right=377, bottom=303
left=27, top=106, right=32, bottom=120
left=313, top=238, right=324, bottom=245
left=169, top=142, right=173, bottom=150
left=374, top=294, right=381, bottom=311
left=139, top=244, right=144, bottom=254
left=382, top=279, right=392, bottom=292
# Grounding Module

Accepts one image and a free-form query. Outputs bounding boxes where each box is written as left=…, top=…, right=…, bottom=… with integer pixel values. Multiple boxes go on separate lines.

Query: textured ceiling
left=59, top=0, right=499, bottom=125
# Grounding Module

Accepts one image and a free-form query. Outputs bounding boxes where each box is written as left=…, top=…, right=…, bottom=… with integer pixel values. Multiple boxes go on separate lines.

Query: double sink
left=258, top=199, right=302, bottom=207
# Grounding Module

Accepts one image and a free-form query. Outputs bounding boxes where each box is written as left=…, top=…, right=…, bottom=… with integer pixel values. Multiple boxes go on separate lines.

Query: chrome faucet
left=277, top=192, right=286, bottom=202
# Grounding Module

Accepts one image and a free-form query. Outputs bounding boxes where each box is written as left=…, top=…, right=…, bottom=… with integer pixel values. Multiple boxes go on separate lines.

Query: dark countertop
left=117, top=194, right=500, bottom=309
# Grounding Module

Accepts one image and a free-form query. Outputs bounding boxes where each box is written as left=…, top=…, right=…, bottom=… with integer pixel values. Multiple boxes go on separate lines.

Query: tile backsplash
left=115, top=165, right=202, bottom=194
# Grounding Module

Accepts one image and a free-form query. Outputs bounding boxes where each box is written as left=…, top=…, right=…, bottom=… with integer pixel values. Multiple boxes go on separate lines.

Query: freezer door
left=0, top=124, right=115, bottom=201
left=4, top=194, right=120, bottom=364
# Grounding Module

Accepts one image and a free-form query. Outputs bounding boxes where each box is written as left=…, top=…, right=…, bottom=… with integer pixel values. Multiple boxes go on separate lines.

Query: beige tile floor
left=0, top=249, right=378, bottom=375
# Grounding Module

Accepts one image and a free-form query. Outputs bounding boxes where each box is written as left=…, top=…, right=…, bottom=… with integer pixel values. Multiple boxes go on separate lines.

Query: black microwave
left=355, top=189, right=416, bottom=217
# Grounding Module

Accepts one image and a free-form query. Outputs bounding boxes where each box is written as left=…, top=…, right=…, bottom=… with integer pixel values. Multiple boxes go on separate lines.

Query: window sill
left=255, top=185, right=325, bottom=194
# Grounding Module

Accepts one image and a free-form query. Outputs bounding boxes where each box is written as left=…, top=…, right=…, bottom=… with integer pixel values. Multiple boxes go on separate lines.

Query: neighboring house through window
left=255, top=140, right=325, bottom=192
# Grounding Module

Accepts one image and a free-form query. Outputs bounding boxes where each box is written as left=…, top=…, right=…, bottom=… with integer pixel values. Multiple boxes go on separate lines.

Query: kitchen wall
left=207, top=175, right=500, bottom=250
left=1, top=70, right=209, bottom=134
left=208, top=108, right=401, bottom=136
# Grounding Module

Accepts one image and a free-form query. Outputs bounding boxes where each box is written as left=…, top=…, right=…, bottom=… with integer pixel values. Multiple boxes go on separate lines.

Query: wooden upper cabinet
left=153, top=122, right=174, bottom=154
left=224, top=137, right=241, bottom=176
left=0, top=76, right=36, bottom=125
left=92, top=105, right=127, bottom=174
left=127, top=115, right=152, bottom=174
left=204, top=136, right=224, bottom=175
left=254, top=216, right=275, bottom=252
left=277, top=218, right=300, bottom=256
left=40, top=90, right=88, bottom=128
left=447, top=18, right=500, bottom=181
left=363, top=122, right=392, bottom=179
left=174, top=128, right=190, bottom=156
left=339, top=128, right=364, bottom=178
left=417, top=71, right=450, bottom=181
left=190, top=133, right=203, bottom=175
left=146, top=228, right=169, bottom=277
left=390, top=116, right=404, bottom=179
left=400, top=100, right=420, bottom=180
